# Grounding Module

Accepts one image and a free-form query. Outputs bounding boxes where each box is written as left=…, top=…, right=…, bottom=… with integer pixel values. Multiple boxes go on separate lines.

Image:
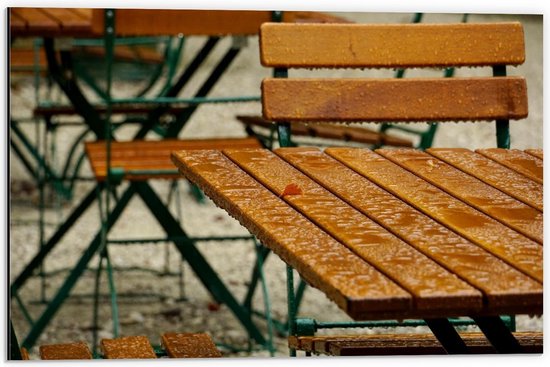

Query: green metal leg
left=287, top=265, right=297, bottom=357
left=133, top=181, right=267, bottom=347
left=20, top=184, right=134, bottom=349
left=9, top=319, right=23, bottom=360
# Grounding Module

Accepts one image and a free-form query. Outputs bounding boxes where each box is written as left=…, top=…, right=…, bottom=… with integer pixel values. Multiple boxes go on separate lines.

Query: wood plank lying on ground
left=101, top=336, right=156, bottom=359
left=224, top=148, right=482, bottom=311
left=161, top=333, right=221, bottom=358
left=85, top=138, right=261, bottom=181
left=477, top=148, right=543, bottom=184
left=326, top=148, right=543, bottom=284
left=260, top=22, right=525, bottom=68
left=378, top=148, right=543, bottom=244
left=276, top=147, right=542, bottom=312
left=171, top=149, right=412, bottom=319
left=39, top=341, right=93, bottom=360
left=261, top=77, right=528, bottom=122
left=427, top=148, right=543, bottom=211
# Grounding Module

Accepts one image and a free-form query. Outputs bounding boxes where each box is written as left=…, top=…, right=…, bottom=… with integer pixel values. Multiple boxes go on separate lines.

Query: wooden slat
left=11, top=8, right=60, bottom=35
left=9, top=11, right=26, bottom=34
left=171, top=149, right=412, bottom=319
left=85, top=138, right=261, bottom=181
left=224, top=148, right=482, bottom=311
left=478, top=148, right=543, bottom=184
left=378, top=149, right=543, bottom=244
left=161, top=333, right=221, bottom=358
left=261, top=77, right=528, bottom=122
left=277, top=147, right=542, bottom=312
left=427, top=148, right=542, bottom=211
left=39, top=341, right=93, bottom=360
left=525, top=149, right=543, bottom=160
left=10, top=48, right=47, bottom=73
left=260, top=22, right=525, bottom=68
left=101, top=336, right=156, bottom=359
left=325, top=147, right=543, bottom=284
left=10, top=8, right=93, bottom=37
left=237, top=115, right=413, bottom=147
left=41, top=8, right=91, bottom=31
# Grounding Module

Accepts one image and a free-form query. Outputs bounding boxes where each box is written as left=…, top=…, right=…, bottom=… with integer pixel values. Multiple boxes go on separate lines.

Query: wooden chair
left=257, top=21, right=530, bottom=355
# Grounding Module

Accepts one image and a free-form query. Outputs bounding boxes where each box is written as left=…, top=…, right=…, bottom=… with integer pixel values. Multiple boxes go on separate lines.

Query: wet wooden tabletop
left=171, top=147, right=543, bottom=321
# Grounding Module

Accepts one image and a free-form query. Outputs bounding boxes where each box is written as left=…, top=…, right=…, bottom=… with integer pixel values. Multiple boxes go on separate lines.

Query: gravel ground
left=9, top=11, right=543, bottom=360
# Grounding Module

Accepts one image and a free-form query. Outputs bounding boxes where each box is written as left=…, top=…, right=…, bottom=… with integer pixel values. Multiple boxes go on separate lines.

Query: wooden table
left=171, top=146, right=543, bottom=353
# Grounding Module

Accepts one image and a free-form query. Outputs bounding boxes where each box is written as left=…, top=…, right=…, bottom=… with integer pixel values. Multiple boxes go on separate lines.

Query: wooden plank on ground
left=224, top=148, right=482, bottom=312
left=427, top=148, right=543, bottom=211
left=171, top=149, right=412, bottom=319
left=477, top=148, right=543, bottom=184
left=277, top=147, right=542, bottom=313
left=325, top=147, right=543, bottom=284
left=261, top=77, right=528, bottom=122
left=378, top=148, right=542, bottom=244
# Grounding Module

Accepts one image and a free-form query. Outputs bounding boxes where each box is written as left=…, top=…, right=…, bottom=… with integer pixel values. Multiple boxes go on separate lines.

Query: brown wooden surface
left=224, top=148, right=482, bottom=311
left=525, top=148, right=543, bottom=160
left=237, top=115, right=413, bottom=147
left=260, top=22, right=525, bottom=68
left=39, top=341, right=93, bottom=360
left=10, top=48, right=47, bottom=74
left=379, top=148, right=543, bottom=244
left=91, top=9, right=350, bottom=36
left=172, top=147, right=543, bottom=320
left=10, top=8, right=93, bottom=37
left=101, top=336, right=156, bottom=359
left=478, top=148, right=543, bottom=184
left=427, top=148, right=543, bottom=212
left=161, top=333, right=221, bottom=358
left=85, top=138, right=261, bottom=181
left=290, top=332, right=543, bottom=356
left=262, top=77, right=528, bottom=123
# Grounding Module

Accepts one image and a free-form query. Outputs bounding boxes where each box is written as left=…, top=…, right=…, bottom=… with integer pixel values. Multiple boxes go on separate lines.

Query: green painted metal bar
left=92, top=250, right=105, bottom=353
left=243, top=245, right=271, bottom=311
left=493, top=65, right=511, bottom=149
left=133, top=181, right=267, bottom=346
left=9, top=320, right=23, bottom=360
left=10, top=184, right=103, bottom=294
left=9, top=135, right=38, bottom=180
left=20, top=184, right=135, bottom=349
left=104, top=248, right=120, bottom=338
left=112, top=95, right=261, bottom=105
left=287, top=265, right=297, bottom=356
left=43, top=38, right=105, bottom=139
left=255, top=242, right=276, bottom=356
left=13, top=292, right=34, bottom=326
left=156, top=36, right=186, bottom=97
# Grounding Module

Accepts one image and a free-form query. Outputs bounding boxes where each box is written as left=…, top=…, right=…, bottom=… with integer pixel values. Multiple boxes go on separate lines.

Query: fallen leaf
left=280, top=183, right=302, bottom=197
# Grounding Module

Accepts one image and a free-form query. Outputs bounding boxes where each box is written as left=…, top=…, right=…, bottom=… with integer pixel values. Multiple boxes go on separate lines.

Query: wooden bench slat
left=525, top=149, right=543, bottom=160
left=276, top=147, right=542, bottom=312
left=161, top=333, right=221, bottom=358
left=11, top=8, right=60, bottom=33
left=237, top=115, right=413, bottom=147
left=427, top=148, right=542, bottom=211
left=477, top=148, right=543, bottom=184
left=378, top=149, right=543, bottom=244
left=41, top=8, right=91, bottom=31
left=85, top=138, right=261, bottom=181
left=325, top=148, right=543, bottom=285
left=171, top=149, right=412, bottom=319
left=39, top=341, right=93, bottom=360
left=10, top=8, right=93, bottom=37
left=9, top=11, right=26, bottom=34
left=101, top=335, right=156, bottom=359
left=224, top=148, right=482, bottom=311
left=290, top=332, right=543, bottom=356
left=260, top=22, right=525, bottom=68
left=261, top=77, right=528, bottom=122
left=10, top=48, right=47, bottom=73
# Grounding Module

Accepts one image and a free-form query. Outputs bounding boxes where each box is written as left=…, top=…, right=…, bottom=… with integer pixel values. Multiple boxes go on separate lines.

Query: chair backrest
left=259, top=22, right=528, bottom=148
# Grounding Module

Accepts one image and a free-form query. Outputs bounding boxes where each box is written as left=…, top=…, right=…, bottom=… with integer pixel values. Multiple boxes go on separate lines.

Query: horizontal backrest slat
left=262, top=77, right=528, bottom=122
left=260, top=22, right=525, bottom=68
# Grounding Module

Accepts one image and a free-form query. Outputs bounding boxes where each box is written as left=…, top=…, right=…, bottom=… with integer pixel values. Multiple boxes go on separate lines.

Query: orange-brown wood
left=224, top=148, right=482, bottom=312
left=39, top=341, right=93, bottom=360
left=20, top=347, right=30, bottom=360
left=101, top=336, right=156, bottom=359
left=378, top=149, right=543, bottom=244
left=261, top=77, right=528, bottom=123
left=427, top=148, right=542, bottom=211
left=237, top=115, right=413, bottom=147
left=161, top=333, right=221, bottom=358
left=260, top=22, right=525, bottom=68
left=91, top=9, right=350, bottom=36
left=478, top=148, right=543, bottom=184
left=10, top=48, right=47, bottom=74
left=85, top=138, right=261, bottom=181
left=171, top=149, right=412, bottom=319
left=276, top=147, right=542, bottom=311
left=10, top=8, right=93, bottom=37
left=41, top=8, right=90, bottom=31
left=525, top=149, right=543, bottom=160
left=326, top=148, right=543, bottom=284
